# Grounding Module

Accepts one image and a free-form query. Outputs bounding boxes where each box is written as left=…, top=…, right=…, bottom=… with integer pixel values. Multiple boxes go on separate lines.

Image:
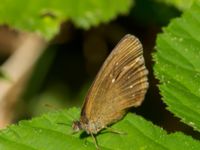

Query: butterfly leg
left=56, top=122, right=77, bottom=134
left=104, top=127, right=127, bottom=135
left=90, top=132, right=100, bottom=150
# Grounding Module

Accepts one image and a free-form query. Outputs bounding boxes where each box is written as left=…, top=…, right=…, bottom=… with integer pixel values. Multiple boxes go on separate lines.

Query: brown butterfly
left=72, top=34, right=149, bottom=149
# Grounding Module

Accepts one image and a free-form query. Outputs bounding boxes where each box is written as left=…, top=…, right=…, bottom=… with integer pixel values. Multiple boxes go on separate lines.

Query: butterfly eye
left=72, top=121, right=82, bottom=132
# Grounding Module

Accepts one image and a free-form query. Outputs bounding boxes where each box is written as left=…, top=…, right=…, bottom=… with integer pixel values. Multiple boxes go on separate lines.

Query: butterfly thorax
left=83, top=120, right=104, bottom=134
left=72, top=118, right=104, bottom=134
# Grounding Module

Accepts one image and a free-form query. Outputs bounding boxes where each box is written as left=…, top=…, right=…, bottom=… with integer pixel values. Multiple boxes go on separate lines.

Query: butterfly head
left=72, top=121, right=82, bottom=132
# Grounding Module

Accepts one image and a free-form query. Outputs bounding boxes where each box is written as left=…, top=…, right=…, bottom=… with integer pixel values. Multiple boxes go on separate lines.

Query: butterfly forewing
left=81, top=34, right=148, bottom=129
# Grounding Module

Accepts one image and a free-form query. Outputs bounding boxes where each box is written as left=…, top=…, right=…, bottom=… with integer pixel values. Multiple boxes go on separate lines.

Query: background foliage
left=0, top=108, right=200, bottom=150
left=0, top=0, right=132, bottom=39
left=0, top=0, right=200, bottom=149
left=154, top=1, right=200, bottom=132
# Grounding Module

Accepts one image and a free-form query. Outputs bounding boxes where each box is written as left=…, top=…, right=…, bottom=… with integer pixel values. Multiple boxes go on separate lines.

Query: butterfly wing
left=81, top=34, right=149, bottom=127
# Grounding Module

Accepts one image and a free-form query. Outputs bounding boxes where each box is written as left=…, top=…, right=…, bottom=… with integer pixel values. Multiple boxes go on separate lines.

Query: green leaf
left=0, top=108, right=199, bottom=150
left=0, top=0, right=133, bottom=40
left=156, top=0, right=197, bottom=11
left=153, top=2, right=200, bottom=131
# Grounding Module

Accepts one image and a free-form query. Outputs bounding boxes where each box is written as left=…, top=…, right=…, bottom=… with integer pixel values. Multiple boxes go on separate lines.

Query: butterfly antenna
left=90, top=132, right=100, bottom=150
left=57, top=122, right=71, bottom=127
left=56, top=113, right=74, bottom=127
left=43, top=103, right=61, bottom=110
left=67, top=111, right=79, bottom=124
left=56, top=110, right=80, bottom=134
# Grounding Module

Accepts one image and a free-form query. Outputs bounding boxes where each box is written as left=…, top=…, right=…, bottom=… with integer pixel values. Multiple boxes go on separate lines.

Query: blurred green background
left=1, top=0, right=199, bottom=139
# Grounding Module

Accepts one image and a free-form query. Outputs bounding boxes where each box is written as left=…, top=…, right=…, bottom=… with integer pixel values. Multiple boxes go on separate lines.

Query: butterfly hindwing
left=80, top=34, right=148, bottom=127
